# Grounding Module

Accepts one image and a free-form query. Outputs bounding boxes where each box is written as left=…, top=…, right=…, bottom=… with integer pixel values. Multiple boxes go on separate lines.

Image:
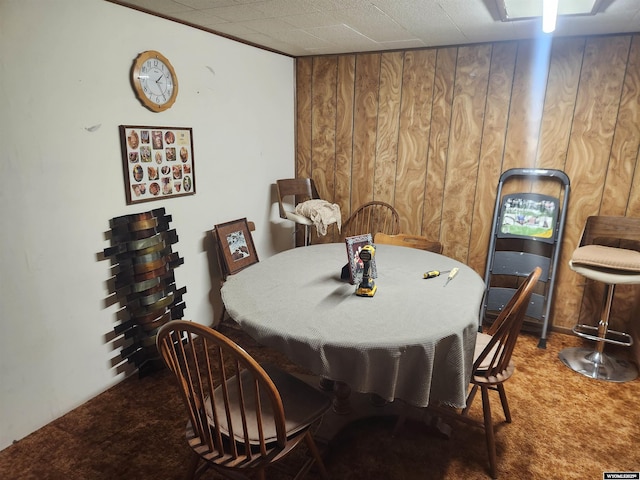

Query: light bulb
left=543, top=0, right=559, bottom=33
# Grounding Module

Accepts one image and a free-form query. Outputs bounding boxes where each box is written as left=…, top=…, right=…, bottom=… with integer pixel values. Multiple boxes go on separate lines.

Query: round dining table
left=221, top=242, right=485, bottom=410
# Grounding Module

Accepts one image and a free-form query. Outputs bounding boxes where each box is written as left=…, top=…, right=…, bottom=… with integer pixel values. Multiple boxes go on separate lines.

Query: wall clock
left=131, top=50, right=178, bottom=112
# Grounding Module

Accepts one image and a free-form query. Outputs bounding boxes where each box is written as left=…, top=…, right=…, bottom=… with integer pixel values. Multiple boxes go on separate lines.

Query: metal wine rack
left=104, top=208, right=186, bottom=376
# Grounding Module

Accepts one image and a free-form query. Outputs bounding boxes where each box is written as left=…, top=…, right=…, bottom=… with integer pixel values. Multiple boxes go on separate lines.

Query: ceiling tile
left=280, top=11, right=339, bottom=29
left=204, top=3, right=266, bottom=21
left=233, top=17, right=297, bottom=34
left=250, top=0, right=321, bottom=17
left=172, top=9, right=228, bottom=24
left=109, top=0, right=640, bottom=56
left=307, top=23, right=378, bottom=47
left=118, top=0, right=194, bottom=14
left=176, top=0, right=236, bottom=8
left=336, top=4, right=417, bottom=42
left=267, top=28, right=334, bottom=49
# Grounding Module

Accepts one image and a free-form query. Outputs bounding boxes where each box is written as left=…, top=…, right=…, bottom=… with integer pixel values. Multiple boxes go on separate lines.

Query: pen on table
left=443, top=267, right=459, bottom=287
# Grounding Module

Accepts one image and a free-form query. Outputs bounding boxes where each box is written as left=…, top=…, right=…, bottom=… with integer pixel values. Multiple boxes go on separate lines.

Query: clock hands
left=149, top=72, right=170, bottom=99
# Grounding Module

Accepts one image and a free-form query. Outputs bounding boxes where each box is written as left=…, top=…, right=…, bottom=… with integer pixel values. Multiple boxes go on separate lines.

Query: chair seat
left=570, top=261, right=640, bottom=284
left=473, top=332, right=513, bottom=384
left=285, top=211, right=314, bottom=225
left=473, top=333, right=499, bottom=370
left=570, top=245, right=640, bottom=284
left=209, top=364, right=331, bottom=445
left=472, top=360, right=515, bottom=385
left=294, top=200, right=342, bottom=237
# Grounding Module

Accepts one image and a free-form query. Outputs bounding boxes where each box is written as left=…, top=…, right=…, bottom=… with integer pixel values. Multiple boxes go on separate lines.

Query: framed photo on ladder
left=497, top=193, right=559, bottom=243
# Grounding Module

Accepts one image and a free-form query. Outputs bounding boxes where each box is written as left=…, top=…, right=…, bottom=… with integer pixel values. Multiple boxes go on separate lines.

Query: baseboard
left=550, top=325, right=574, bottom=336
left=631, top=319, right=640, bottom=366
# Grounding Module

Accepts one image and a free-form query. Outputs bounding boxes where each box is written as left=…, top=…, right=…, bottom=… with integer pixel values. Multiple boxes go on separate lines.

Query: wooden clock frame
left=131, top=50, right=178, bottom=113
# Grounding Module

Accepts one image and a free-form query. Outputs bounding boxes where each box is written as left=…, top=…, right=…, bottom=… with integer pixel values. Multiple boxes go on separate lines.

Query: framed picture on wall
left=345, top=234, right=377, bottom=285
left=214, top=218, right=259, bottom=275
left=119, top=125, right=196, bottom=205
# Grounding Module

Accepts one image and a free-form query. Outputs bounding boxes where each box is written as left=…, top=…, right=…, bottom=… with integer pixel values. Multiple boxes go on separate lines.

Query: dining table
left=221, top=242, right=485, bottom=420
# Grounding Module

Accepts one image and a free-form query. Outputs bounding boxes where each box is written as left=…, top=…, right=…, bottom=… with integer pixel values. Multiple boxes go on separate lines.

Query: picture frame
left=214, top=218, right=259, bottom=275
left=345, top=234, right=377, bottom=285
left=497, top=193, right=559, bottom=244
left=119, top=125, right=196, bottom=205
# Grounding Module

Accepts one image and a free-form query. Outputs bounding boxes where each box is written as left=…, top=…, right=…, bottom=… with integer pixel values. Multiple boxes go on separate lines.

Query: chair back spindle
left=342, top=201, right=400, bottom=239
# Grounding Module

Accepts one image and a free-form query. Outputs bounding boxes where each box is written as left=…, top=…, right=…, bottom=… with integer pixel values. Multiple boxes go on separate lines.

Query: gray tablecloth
left=221, top=243, right=485, bottom=408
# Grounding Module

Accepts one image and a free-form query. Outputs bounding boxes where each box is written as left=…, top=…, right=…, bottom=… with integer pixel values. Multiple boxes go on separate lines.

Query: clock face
left=132, top=51, right=178, bottom=112
left=139, top=58, right=174, bottom=104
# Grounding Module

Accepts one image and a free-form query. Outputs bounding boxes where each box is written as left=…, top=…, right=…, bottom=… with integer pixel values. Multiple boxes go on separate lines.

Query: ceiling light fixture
left=543, top=0, right=559, bottom=33
left=495, top=0, right=605, bottom=23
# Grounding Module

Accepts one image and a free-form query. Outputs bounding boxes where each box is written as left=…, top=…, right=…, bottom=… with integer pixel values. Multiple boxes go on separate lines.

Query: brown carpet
left=1, top=323, right=639, bottom=479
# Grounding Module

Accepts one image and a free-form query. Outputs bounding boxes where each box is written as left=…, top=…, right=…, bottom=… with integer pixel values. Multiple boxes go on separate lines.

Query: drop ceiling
left=108, top=0, right=640, bottom=57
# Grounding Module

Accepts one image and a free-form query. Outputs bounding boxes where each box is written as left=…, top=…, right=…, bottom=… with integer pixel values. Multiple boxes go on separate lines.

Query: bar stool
left=276, top=178, right=319, bottom=246
left=276, top=178, right=341, bottom=246
left=559, top=216, right=640, bottom=382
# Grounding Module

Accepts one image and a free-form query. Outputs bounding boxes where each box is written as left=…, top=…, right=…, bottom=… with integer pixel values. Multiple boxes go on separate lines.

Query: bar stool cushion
left=283, top=210, right=314, bottom=226
left=294, top=199, right=341, bottom=236
left=570, top=245, right=640, bottom=285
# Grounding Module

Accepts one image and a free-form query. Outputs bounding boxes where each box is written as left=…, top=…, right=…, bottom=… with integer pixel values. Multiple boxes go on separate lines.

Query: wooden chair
left=342, top=201, right=400, bottom=239
left=156, top=320, right=331, bottom=480
left=276, top=178, right=320, bottom=246
left=374, top=232, right=443, bottom=254
left=211, top=220, right=255, bottom=328
left=395, top=267, right=542, bottom=479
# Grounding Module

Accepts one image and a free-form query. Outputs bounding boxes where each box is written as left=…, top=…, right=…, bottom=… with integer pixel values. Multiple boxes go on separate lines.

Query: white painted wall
left=0, top=0, right=296, bottom=450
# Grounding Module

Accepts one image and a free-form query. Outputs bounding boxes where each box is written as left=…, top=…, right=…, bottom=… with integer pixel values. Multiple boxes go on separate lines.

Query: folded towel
left=295, top=199, right=341, bottom=236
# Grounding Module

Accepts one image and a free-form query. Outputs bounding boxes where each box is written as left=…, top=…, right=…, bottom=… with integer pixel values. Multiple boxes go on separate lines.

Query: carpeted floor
left=1, top=322, right=639, bottom=479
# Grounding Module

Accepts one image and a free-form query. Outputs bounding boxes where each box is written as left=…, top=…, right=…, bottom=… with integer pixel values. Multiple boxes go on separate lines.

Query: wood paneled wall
left=295, top=33, right=640, bottom=334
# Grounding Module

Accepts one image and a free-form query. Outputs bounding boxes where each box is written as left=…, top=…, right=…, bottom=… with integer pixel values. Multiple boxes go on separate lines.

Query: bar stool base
left=559, top=347, right=638, bottom=383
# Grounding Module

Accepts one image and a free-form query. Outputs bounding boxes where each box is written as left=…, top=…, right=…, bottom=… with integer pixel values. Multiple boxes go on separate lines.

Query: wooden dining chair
left=374, top=232, right=443, bottom=254
left=342, top=201, right=400, bottom=239
left=463, top=266, right=541, bottom=478
left=395, top=266, right=542, bottom=479
left=156, top=320, right=332, bottom=480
